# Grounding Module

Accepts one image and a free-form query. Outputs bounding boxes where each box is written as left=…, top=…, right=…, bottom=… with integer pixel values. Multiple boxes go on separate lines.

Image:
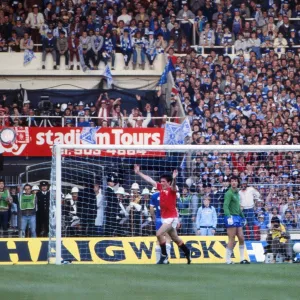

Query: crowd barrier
left=0, top=237, right=249, bottom=265
left=0, top=115, right=183, bottom=127
left=1, top=236, right=298, bottom=265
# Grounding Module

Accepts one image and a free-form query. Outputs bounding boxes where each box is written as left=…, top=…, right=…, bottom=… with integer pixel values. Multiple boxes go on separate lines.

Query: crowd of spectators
left=0, top=0, right=300, bottom=247
left=0, top=91, right=167, bottom=127
left=0, top=0, right=299, bottom=70
left=0, top=1, right=299, bottom=133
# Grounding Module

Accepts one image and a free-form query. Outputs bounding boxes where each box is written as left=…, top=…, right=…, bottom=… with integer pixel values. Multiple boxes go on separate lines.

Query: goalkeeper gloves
left=242, top=218, right=247, bottom=227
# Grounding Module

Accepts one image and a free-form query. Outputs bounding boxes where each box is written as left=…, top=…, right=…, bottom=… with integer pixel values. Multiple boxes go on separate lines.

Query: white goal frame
left=53, top=144, right=300, bottom=265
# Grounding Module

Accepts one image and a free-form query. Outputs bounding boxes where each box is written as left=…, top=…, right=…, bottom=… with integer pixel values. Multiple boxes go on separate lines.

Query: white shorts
left=161, top=217, right=179, bottom=229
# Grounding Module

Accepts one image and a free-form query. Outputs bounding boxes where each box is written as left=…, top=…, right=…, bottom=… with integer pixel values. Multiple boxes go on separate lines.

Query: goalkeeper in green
left=223, top=176, right=250, bottom=264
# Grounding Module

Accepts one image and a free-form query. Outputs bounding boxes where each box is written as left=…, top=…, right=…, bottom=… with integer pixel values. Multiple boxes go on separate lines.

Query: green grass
left=1, top=264, right=299, bottom=300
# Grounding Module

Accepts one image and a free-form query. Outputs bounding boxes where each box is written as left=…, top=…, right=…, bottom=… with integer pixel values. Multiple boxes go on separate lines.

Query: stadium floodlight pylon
left=50, top=144, right=300, bottom=265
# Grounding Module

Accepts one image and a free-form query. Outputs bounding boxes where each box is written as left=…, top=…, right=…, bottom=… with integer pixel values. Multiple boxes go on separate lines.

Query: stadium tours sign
left=0, top=127, right=165, bottom=157
left=0, top=237, right=250, bottom=265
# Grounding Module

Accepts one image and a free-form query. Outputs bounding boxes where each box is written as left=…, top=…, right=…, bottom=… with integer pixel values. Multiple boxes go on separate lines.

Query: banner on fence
left=0, top=237, right=249, bottom=265
left=0, top=127, right=165, bottom=157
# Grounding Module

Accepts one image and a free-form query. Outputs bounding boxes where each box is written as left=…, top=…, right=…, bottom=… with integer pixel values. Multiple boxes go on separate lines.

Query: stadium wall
left=0, top=53, right=163, bottom=90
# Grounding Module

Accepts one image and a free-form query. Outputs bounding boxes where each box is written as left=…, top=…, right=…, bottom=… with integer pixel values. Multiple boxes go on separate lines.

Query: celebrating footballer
left=134, top=164, right=191, bottom=265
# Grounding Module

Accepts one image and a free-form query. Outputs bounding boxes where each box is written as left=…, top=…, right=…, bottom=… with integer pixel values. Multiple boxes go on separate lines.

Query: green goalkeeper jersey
left=223, top=187, right=244, bottom=218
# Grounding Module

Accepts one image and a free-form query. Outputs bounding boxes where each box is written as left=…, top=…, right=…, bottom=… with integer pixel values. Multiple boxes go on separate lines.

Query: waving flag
left=163, top=117, right=191, bottom=145
left=78, top=45, right=88, bottom=72
left=171, top=85, right=179, bottom=95
left=103, top=65, right=113, bottom=88
left=158, top=59, right=175, bottom=86
left=24, top=50, right=36, bottom=65
left=80, top=127, right=100, bottom=144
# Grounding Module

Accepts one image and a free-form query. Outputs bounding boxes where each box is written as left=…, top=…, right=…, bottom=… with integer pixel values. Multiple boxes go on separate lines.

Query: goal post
left=50, top=144, right=300, bottom=265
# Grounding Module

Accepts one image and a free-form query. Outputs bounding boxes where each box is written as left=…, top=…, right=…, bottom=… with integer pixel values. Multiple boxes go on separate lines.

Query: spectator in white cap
left=32, top=185, right=40, bottom=195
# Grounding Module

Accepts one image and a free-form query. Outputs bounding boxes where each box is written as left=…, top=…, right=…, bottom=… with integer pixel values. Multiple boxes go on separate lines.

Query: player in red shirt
left=134, top=164, right=191, bottom=264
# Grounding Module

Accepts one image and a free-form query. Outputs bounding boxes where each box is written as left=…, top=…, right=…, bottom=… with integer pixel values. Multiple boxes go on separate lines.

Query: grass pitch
left=1, top=264, right=299, bottom=300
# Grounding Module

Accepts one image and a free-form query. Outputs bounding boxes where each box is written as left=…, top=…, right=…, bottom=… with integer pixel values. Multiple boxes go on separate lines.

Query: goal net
left=49, top=145, right=300, bottom=264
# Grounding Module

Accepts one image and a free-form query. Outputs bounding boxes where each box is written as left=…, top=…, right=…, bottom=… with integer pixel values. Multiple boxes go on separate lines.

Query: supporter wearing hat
left=51, top=103, right=62, bottom=126
left=254, top=213, right=268, bottom=230
left=35, top=181, right=50, bottom=237
left=25, top=4, right=44, bottom=45
left=88, top=102, right=96, bottom=118
left=12, top=16, right=26, bottom=38
left=32, top=185, right=40, bottom=195
left=105, top=172, right=119, bottom=236
left=42, top=29, right=57, bottom=70
left=288, top=29, right=299, bottom=48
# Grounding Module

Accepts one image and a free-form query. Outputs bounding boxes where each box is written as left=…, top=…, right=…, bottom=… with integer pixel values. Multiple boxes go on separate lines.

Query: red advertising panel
left=0, top=127, right=165, bottom=157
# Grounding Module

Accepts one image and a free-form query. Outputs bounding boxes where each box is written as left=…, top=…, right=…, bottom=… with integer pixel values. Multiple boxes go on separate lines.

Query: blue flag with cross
left=158, top=59, right=175, bottom=86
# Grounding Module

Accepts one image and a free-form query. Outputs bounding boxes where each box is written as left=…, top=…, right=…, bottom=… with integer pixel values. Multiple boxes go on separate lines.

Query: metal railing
left=0, top=115, right=187, bottom=127
left=189, top=44, right=300, bottom=57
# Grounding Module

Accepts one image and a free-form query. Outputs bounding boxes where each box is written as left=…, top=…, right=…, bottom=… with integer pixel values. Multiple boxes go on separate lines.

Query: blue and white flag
left=163, top=117, right=192, bottom=145
left=103, top=64, right=113, bottom=88
left=180, top=154, right=187, bottom=169
left=158, top=58, right=175, bottom=86
left=78, top=45, right=88, bottom=72
left=80, top=127, right=100, bottom=144
left=24, top=49, right=36, bottom=65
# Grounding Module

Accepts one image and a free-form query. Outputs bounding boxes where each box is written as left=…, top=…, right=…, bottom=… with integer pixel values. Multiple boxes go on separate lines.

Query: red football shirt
left=156, top=183, right=178, bottom=218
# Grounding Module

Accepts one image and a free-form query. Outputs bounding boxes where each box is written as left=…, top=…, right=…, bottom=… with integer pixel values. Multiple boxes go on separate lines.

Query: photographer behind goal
left=265, top=216, right=292, bottom=263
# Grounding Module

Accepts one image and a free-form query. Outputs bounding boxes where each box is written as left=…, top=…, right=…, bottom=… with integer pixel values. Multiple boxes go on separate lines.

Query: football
left=293, top=243, right=300, bottom=253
